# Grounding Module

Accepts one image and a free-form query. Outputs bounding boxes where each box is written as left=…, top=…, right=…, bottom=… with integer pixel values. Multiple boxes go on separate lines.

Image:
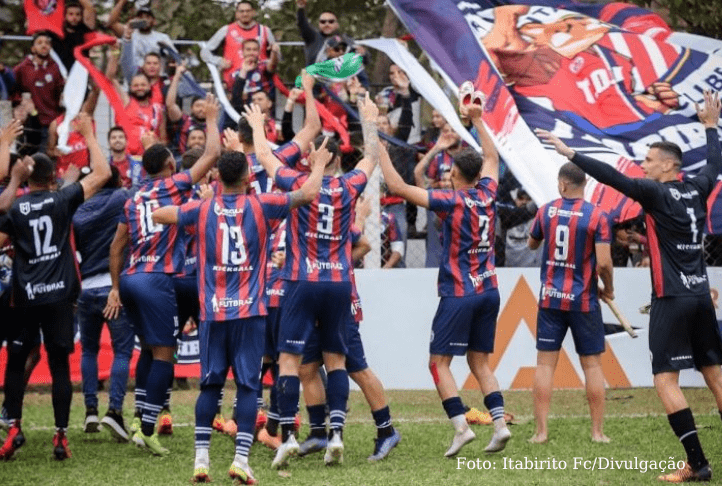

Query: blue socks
left=277, top=375, right=300, bottom=441
left=141, top=360, right=173, bottom=436
left=327, top=369, right=349, bottom=433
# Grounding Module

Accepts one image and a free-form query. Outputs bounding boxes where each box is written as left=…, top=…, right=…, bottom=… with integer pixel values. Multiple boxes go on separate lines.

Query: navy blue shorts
left=199, top=317, right=265, bottom=390
left=536, top=307, right=605, bottom=356
left=120, top=273, right=179, bottom=347
left=302, top=317, right=368, bottom=373
left=278, top=280, right=351, bottom=356
left=430, top=290, right=500, bottom=356
left=264, top=306, right=281, bottom=360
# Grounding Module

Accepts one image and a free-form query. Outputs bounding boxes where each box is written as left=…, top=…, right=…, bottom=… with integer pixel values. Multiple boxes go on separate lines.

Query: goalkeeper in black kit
left=537, top=89, right=722, bottom=483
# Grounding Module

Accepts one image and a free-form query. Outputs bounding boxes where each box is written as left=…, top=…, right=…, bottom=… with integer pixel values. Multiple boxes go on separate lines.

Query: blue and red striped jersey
left=179, top=192, right=289, bottom=321
left=247, top=141, right=302, bottom=195
left=428, top=178, right=498, bottom=297
left=530, top=198, right=612, bottom=312
left=123, top=171, right=194, bottom=275
left=275, top=167, right=367, bottom=282
left=265, top=219, right=287, bottom=308
left=426, top=151, right=454, bottom=183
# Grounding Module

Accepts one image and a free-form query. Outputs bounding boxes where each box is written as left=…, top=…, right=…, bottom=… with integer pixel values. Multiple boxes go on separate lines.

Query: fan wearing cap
left=201, top=1, right=278, bottom=89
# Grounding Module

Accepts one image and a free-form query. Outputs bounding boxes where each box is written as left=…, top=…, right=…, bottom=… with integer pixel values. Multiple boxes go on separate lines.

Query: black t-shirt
left=52, top=23, right=92, bottom=71
left=0, top=183, right=84, bottom=306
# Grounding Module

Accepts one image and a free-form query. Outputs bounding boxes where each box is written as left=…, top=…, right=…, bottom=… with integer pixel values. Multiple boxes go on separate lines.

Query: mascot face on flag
left=34, top=0, right=58, bottom=15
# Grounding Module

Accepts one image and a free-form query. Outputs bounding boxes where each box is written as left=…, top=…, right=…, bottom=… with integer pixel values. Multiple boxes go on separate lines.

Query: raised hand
left=223, top=127, right=242, bottom=151
left=357, top=92, right=379, bottom=121
left=243, top=103, right=265, bottom=130
left=11, top=155, right=34, bottom=182
left=307, top=136, right=332, bottom=169
left=74, top=112, right=94, bottom=138
left=0, top=119, right=23, bottom=145
left=695, top=89, right=720, bottom=128
left=301, top=69, right=315, bottom=92
left=204, top=93, right=220, bottom=121
left=535, top=128, right=575, bottom=159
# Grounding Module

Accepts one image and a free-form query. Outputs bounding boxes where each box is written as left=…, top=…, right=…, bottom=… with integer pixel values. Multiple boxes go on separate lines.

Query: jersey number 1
left=220, top=222, right=247, bottom=265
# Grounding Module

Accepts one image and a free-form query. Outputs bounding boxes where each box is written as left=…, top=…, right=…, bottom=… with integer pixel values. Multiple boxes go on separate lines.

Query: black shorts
left=649, top=295, right=722, bottom=374
left=10, top=301, right=75, bottom=352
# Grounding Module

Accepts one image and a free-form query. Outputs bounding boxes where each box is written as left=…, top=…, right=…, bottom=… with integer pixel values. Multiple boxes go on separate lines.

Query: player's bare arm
left=290, top=70, right=322, bottom=152
left=352, top=235, right=372, bottom=261
left=0, top=119, right=24, bottom=180
left=166, top=64, right=186, bottom=123
left=468, top=103, right=499, bottom=182
left=355, top=93, right=380, bottom=179
left=77, top=113, right=112, bottom=201
left=151, top=206, right=180, bottom=226
left=288, top=137, right=329, bottom=209
left=0, top=156, right=34, bottom=213
left=527, top=236, right=542, bottom=250
left=246, top=103, right=284, bottom=179
left=380, top=143, right=429, bottom=208
left=104, top=223, right=130, bottom=321
left=596, top=242, right=614, bottom=301
left=189, top=94, right=222, bottom=184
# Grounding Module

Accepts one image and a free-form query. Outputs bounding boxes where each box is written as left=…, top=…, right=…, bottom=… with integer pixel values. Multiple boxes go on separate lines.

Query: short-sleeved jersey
left=179, top=192, right=289, bottom=321
left=426, top=151, right=454, bottom=183
left=428, top=178, right=498, bottom=297
left=265, top=219, right=287, bottom=308
left=530, top=198, right=612, bottom=312
left=626, top=177, right=714, bottom=298
left=0, top=183, right=84, bottom=306
left=247, top=141, right=302, bottom=196
left=275, top=167, right=367, bottom=282
left=381, top=210, right=403, bottom=267
left=123, top=171, right=194, bottom=275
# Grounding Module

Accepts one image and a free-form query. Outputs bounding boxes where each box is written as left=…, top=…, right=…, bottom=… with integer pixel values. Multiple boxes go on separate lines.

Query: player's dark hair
left=453, top=147, right=482, bottom=183
left=144, top=52, right=161, bottom=62
left=236, top=0, right=255, bottom=10
left=29, top=153, right=56, bottom=186
left=142, top=144, right=172, bottom=175
left=251, top=90, right=270, bottom=102
left=65, top=1, right=82, bottom=12
left=31, top=31, right=52, bottom=44
left=190, top=96, right=203, bottom=106
left=131, top=72, right=150, bottom=84
left=313, top=135, right=340, bottom=167
left=218, top=151, right=248, bottom=187
left=107, top=126, right=125, bottom=140
left=237, top=117, right=253, bottom=144
left=102, top=165, right=122, bottom=189
left=181, top=147, right=204, bottom=170
left=649, top=141, right=683, bottom=169
left=558, top=162, right=586, bottom=187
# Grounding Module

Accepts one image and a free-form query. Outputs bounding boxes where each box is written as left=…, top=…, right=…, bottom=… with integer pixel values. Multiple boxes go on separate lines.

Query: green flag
left=295, top=52, right=364, bottom=88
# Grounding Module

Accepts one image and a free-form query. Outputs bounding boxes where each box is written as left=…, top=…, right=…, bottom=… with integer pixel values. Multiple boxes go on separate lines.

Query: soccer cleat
left=136, top=431, right=169, bottom=456
left=271, top=435, right=299, bottom=469
left=192, top=466, right=211, bottom=483
left=157, top=409, right=173, bottom=435
left=52, top=430, right=72, bottom=460
left=212, top=413, right=226, bottom=433
left=368, top=429, right=401, bottom=462
left=445, top=427, right=476, bottom=457
left=131, top=431, right=145, bottom=448
left=484, top=426, right=511, bottom=453
left=229, top=460, right=257, bottom=485
left=465, top=407, right=492, bottom=425
left=257, top=428, right=281, bottom=450
left=298, top=435, right=327, bottom=456
left=129, top=416, right=141, bottom=435
left=84, top=407, right=100, bottom=433
left=658, top=463, right=712, bottom=483
left=223, top=419, right=238, bottom=437
left=324, top=430, right=344, bottom=466
left=101, top=409, right=129, bottom=442
left=459, top=81, right=474, bottom=106
left=0, top=409, right=11, bottom=431
left=0, top=422, right=25, bottom=460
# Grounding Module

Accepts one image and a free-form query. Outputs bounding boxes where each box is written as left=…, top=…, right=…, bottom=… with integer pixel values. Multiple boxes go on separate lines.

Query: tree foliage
left=631, top=0, right=722, bottom=39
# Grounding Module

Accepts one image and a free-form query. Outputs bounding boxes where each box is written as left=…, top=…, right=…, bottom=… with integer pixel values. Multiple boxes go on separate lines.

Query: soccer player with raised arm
left=537, top=89, right=722, bottom=483
left=151, top=141, right=326, bottom=484
left=527, top=162, right=614, bottom=444
left=0, top=112, right=111, bottom=460
left=246, top=93, right=380, bottom=468
left=379, top=95, right=511, bottom=457
left=103, top=94, right=221, bottom=456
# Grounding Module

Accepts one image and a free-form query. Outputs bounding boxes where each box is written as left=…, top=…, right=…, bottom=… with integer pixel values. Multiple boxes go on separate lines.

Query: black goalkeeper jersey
left=0, top=183, right=84, bottom=306
left=571, top=127, right=721, bottom=298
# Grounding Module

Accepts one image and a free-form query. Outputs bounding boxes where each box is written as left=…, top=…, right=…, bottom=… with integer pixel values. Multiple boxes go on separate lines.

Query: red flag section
left=25, top=0, right=65, bottom=39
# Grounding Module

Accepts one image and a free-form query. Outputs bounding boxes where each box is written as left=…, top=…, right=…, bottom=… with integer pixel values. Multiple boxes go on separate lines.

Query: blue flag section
left=389, top=0, right=722, bottom=233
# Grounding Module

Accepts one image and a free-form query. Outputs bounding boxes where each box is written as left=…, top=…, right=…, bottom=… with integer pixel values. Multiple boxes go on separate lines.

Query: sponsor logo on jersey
left=319, top=186, right=344, bottom=195
left=468, top=269, right=496, bottom=288
left=679, top=272, right=707, bottom=289
left=211, top=293, right=253, bottom=313
left=542, top=285, right=576, bottom=301
left=305, top=258, right=344, bottom=273
left=351, top=298, right=362, bottom=315
left=25, top=280, right=65, bottom=300
left=669, top=188, right=699, bottom=200
left=213, top=203, right=244, bottom=216
left=19, top=202, right=31, bottom=215
left=129, top=254, right=160, bottom=266
left=464, top=196, right=493, bottom=208
left=548, top=207, right=583, bottom=218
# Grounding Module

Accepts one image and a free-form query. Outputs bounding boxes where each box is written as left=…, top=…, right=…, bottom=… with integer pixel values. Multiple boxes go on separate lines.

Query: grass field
left=2, top=384, right=722, bottom=485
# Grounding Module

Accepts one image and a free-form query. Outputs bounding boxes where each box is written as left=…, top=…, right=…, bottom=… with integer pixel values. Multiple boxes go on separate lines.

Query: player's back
left=429, top=177, right=498, bottom=297
left=276, top=168, right=367, bottom=282
left=533, top=197, right=610, bottom=312
left=123, top=171, right=193, bottom=275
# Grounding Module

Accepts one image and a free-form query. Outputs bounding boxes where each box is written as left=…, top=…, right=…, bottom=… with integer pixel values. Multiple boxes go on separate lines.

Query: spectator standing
left=51, top=0, right=96, bottom=71
left=376, top=65, right=422, bottom=145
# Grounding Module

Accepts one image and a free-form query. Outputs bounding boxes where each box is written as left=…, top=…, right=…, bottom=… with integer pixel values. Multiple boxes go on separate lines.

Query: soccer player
left=151, top=141, right=327, bottom=484
left=247, top=93, right=380, bottom=468
left=0, top=112, right=111, bottom=460
left=536, top=89, right=722, bottom=482
left=527, top=162, right=614, bottom=444
left=103, top=94, right=221, bottom=456
left=379, top=97, right=511, bottom=457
